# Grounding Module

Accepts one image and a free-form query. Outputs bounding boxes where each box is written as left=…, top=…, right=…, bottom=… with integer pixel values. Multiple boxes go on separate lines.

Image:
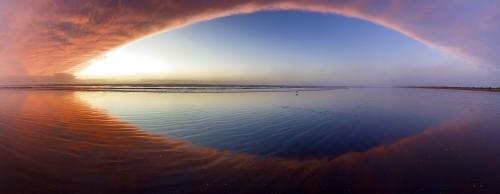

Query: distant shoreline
left=0, top=84, right=347, bottom=93
left=3, top=84, right=499, bottom=93
left=0, top=83, right=341, bottom=88
left=405, top=86, right=500, bottom=93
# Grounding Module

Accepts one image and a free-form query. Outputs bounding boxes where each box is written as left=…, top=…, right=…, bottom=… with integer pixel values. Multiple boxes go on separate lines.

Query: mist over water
left=2, top=88, right=500, bottom=194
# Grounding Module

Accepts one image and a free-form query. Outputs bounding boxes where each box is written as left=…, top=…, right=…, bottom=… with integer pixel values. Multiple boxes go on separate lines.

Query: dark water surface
left=1, top=88, right=500, bottom=194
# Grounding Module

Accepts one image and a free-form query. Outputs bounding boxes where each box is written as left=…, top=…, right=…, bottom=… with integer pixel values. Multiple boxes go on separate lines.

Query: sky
left=1, top=0, right=499, bottom=86
left=76, top=11, right=492, bottom=86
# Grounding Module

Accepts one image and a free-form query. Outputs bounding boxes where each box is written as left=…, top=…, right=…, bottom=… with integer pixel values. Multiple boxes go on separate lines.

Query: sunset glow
left=76, top=48, right=172, bottom=79
left=2, top=1, right=500, bottom=194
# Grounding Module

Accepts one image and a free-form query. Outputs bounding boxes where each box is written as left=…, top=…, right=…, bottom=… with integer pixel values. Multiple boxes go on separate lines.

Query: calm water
left=1, top=88, right=500, bottom=194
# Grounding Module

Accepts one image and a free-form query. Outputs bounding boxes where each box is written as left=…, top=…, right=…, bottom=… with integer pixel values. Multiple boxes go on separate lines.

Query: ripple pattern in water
left=77, top=88, right=500, bottom=158
left=2, top=88, right=500, bottom=194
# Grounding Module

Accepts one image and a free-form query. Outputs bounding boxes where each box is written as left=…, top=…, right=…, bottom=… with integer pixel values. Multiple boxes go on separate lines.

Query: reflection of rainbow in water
left=1, top=90, right=500, bottom=194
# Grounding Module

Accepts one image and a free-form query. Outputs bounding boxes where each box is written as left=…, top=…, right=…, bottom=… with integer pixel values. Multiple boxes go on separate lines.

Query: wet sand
left=1, top=90, right=500, bottom=194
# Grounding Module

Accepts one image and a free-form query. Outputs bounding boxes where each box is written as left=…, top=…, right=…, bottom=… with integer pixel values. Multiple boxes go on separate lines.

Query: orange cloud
left=1, top=0, right=498, bottom=77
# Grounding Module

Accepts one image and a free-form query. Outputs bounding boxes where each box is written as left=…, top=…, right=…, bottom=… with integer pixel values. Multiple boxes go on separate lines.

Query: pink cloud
left=0, top=0, right=498, bottom=76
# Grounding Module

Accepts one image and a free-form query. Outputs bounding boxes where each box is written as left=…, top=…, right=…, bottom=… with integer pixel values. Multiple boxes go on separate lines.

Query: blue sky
left=79, top=11, right=495, bottom=86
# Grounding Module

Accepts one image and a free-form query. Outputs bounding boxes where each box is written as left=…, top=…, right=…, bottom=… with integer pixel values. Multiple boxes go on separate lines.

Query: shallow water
left=1, top=88, right=500, bottom=194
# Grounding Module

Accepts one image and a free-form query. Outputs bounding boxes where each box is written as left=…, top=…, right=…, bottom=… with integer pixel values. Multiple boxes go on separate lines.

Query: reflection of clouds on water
left=1, top=90, right=500, bottom=194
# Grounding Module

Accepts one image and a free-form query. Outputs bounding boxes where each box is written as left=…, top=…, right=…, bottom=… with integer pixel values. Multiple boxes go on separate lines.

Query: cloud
left=1, top=0, right=499, bottom=76
left=0, top=73, right=76, bottom=85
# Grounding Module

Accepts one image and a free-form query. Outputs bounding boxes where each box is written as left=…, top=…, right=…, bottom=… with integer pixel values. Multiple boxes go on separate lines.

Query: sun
left=76, top=48, right=172, bottom=79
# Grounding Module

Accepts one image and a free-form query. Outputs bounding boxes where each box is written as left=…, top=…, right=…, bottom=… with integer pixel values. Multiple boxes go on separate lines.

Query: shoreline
left=0, top=84, right=347, bottom=93
left=405, top=86, right=500, bottom=93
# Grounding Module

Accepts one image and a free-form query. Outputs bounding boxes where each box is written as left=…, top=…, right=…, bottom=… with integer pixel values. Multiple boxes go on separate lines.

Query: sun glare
left=76, top=48, right=172, bottom=79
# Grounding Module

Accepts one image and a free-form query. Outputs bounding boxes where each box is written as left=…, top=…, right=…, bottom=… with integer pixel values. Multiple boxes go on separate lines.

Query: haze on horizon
left=1, top=1, right=499, bottom=87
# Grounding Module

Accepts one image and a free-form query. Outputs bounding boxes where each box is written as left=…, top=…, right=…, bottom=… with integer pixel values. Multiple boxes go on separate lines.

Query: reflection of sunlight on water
left=2, top=89, right=500, bottom=193
left=76, top=91, right=291, bottom=110
left=75, top=88, right=499, bottom=158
